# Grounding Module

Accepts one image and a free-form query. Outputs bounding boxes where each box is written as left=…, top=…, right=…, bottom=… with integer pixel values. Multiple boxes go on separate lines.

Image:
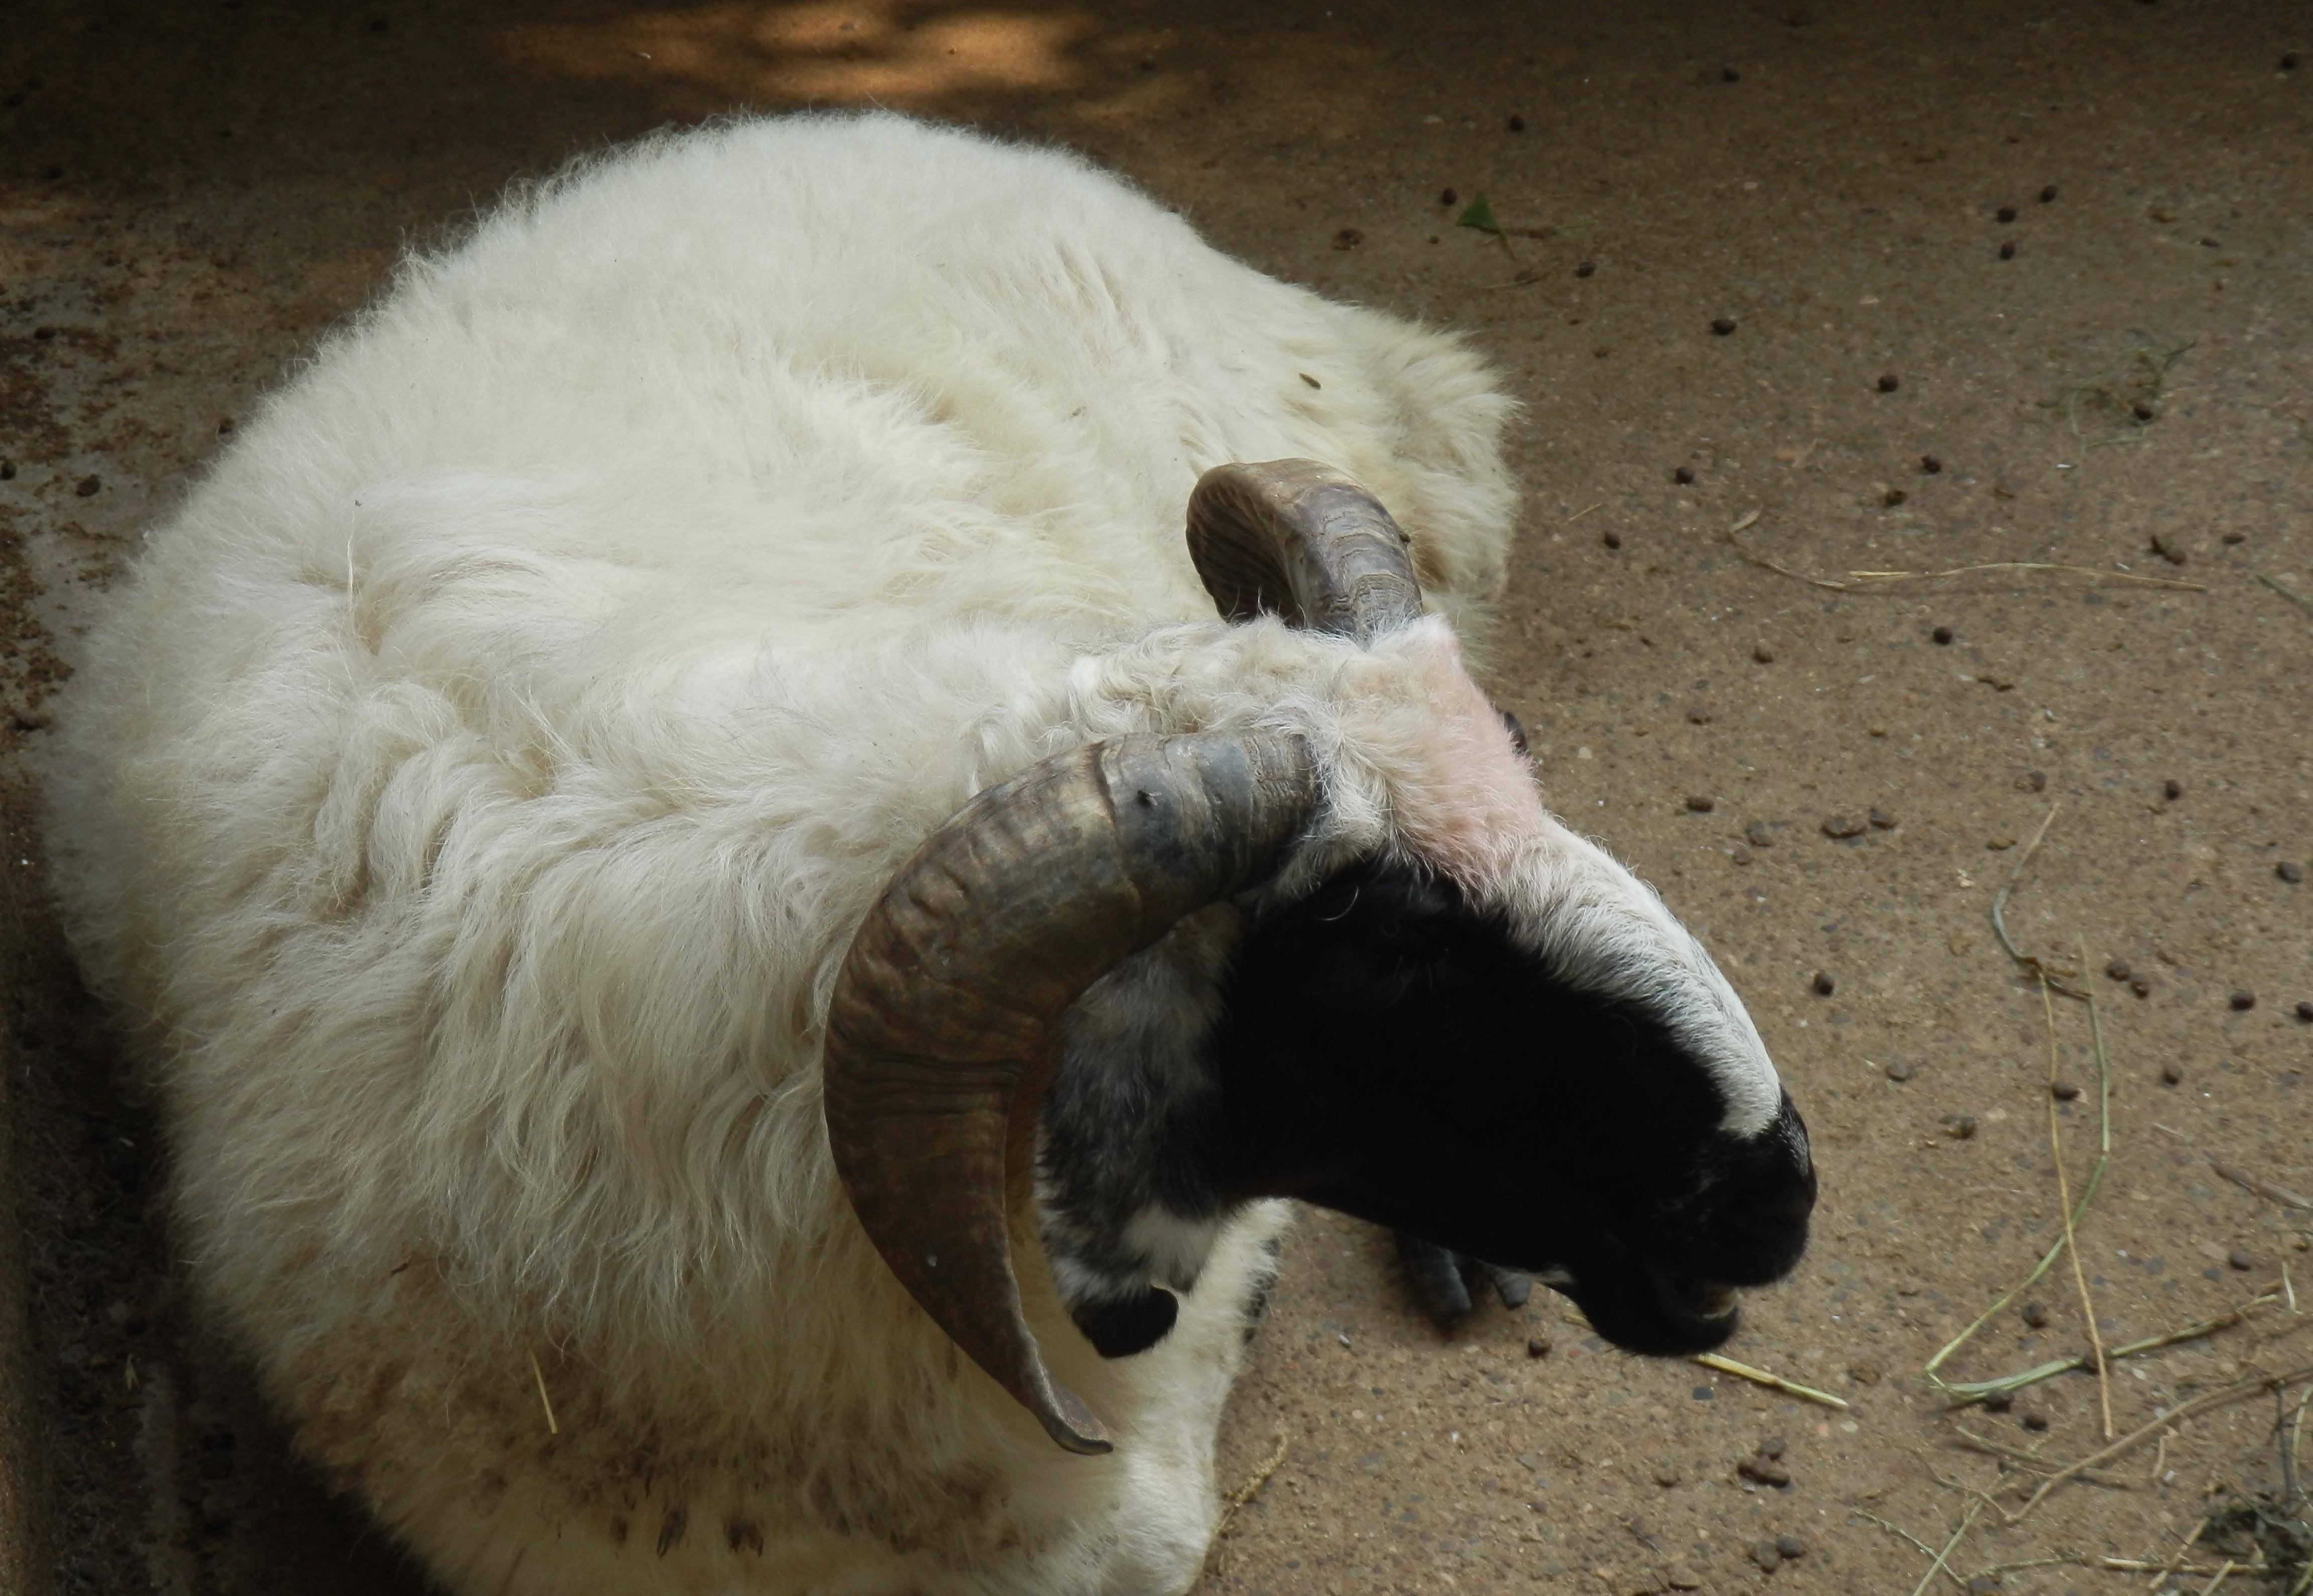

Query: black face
left=1205, top=861, right=1816, bottom=1356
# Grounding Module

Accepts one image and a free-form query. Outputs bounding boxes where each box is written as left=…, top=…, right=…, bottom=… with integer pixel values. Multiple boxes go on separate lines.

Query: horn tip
left=1039, top=1383, right=1116, bottom=1455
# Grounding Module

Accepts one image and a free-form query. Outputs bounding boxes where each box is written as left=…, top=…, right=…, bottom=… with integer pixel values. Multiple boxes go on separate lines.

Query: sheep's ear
left=1185, top=459, right=1424, bottom=644
left=823, top=731, right=1317, bottom=1455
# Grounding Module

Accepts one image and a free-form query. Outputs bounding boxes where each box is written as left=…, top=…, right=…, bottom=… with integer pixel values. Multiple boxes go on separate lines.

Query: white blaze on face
left=1321, top=618, right=1784, bottom=1139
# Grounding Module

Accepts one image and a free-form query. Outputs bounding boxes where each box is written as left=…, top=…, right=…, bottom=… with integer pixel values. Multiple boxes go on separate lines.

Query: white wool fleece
left=43, top=113, right=1555, bottom=1595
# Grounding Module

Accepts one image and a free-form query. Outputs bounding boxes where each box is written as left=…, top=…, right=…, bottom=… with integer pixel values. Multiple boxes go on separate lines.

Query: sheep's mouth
left=1549, top=1255, right=1746, bottom=1357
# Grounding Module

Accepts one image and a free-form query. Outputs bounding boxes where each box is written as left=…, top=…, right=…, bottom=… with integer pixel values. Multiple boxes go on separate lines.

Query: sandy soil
left=3, top=2, right=2310, bottom=1592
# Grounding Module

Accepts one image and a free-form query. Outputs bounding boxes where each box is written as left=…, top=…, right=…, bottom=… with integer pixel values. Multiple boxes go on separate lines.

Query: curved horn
left=823, top=731, right=1319, bottom=1453
left=1185, top=458, right=1425, bottom=643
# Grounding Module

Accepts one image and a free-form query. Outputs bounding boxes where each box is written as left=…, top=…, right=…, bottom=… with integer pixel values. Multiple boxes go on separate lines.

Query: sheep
left=43, top=111, right=1814, bottom=1595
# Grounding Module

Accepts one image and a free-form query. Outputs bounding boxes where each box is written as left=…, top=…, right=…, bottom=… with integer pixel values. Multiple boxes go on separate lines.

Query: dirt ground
left=4, top=1, right=2311, bottom=1592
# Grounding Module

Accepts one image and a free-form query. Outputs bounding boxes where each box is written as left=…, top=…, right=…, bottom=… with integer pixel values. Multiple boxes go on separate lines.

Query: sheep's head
left=824, top=461, right=1814, bottom=1455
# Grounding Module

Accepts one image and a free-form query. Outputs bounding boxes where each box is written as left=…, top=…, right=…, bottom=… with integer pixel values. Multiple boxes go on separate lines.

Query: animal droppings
left=2021, top=1411, right=2050, bottom=1432
left=1753, top=643, right=1775, bottom=663
left=1506, top=114, right=1525, bottom=132
left=2133, top=401, right=2156, bottom=420
left=1602, top=530, right=1623, bottom=549
left=1710, top=317, right=1738, bottom=336
left=1527, top=1334, right=1553, bottom=1358
left=1920, top=454, right=1942, bottom=473
left=1721, top=66, right=1742, bottom=82
left=2018, top=769, right=2047, bottom=791
left=1440, top=187, right=1457, bottom=205
left=1776, top=1533, right=1810, bottom=1559
left=1982, top=1391, right=2013, bottom=1413
left=1674, top=466, right=1696, bottom=484
left=2020, top=1301, right=2048, bottom=1327
left=1996, top=205, right=2017, bottom=223
left=2161, top=1061, right=2184, bottom=1086
left=2277, top=861, right=2303, bottom=883
left=1848, top=1362, right=1881, bottom=1384
left=1876, top=372, right=1900, bottom=392
left=1810, top=971, right=1834, bottom=996
left=1883, top=487, right=1907, bottom=506
left=1575, top=260, right=1596, bottom=278
left=1932, top=625, right=1954, bottom=644
left=75, top=475, right=101, bottom=497
left=2105, top=958, right=2131, bottom=981
left=2298, top=1001, right=2313, bottom=1022
left=2050, top=1081, right=2081, bottom=1101
left=2039, top=184, right=2059, bottom=202
left=1736, top=1456, right=1791, bottom=1488
left=2163, top=778, right=2183, bottom=800
left=1332, top=228, right=1363, bottom=250
left=1999, top=240, right=2017, bottom=259
left=2229, top=991, right=2256, bottom=1011
left=2131, top=979, right=2151, bottom=998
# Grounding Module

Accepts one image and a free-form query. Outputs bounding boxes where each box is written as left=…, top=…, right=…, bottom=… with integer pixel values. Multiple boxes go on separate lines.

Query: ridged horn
left=823, top=731, right=1319, bottom=1453
left=1185, top=458, right=1425, bottom=643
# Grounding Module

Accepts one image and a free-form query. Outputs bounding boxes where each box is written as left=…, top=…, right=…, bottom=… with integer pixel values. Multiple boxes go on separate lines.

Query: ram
left=45, top=113, right=1814, bottom=1594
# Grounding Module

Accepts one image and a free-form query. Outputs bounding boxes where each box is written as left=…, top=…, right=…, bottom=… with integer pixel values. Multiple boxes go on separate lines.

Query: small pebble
left=2133, top=401, right=2156, bottom=421
left=1736, top=1457, right=1791, bottom=1488
left=2230, top=991, right=2256, bottom=1012
left=1722, top=66, right=1742, bottom=82
left=218, top=417, right=236, bottom=435
left=1745, top=821, right=1773, bottom=848
left=2050, top=1080, right=2081, bottom=1102
left=75, top=474, right=101, bottom=497
left=1932, top=625, right=1954, bottom=644
left=2221, top=530, right=2245, bottom=544
left=1333, top=227, right=1363, bottom=249
left=1674, top=465, right=1696, bottom=484
left=2283, top=53, right=2301, bottom=71
left=1603, top=530, right=1622, bottom=549
left=1506, top=114, right=1526, bottom=132
left=2163, top=778, right=2183, bottom=801
left=2297, top=1000, right=2313, bottom=1022
left=1711, top=317, right=1738, bottom=336
left=0, top=462, right=14, bottom=480
left=1757, top=1436, right=1785, bottom=1460
left=2021, top=1411, right=2050, bottom=1432
left=1999, top=240, right=2017, bottom=260
left=2021, top=1301, right=2048, bottom=1328
left=2227, top=1249, right=2257, bottom=1272
left=1687, top=708, right=1713, bottom=725
left=1811, top=971, right=1834, bottom=996
left=2131, top=978, right=2151, bottom=998
left=1685, top=794, right=1716, bottom=813
left=1996, top=205, right=2017, bottom=223
left=1750, top=1538, right=1782, bottom=1571
left=1983, top=1391, right=2013, bottom=1413
left=1652, top=1463, right=1682, bottom=1487
left=1942, top=1114, right=1977, bottom=1139
left=1986, top=836, right=2016, bottom=851
left=1752, top=643, right=1775, bottom=663
left=1883, top=487, right=1907, bottom=506
left=1883, top=1060, right=1915, bottom=1083
left=1527, top=1334, right=1553, bottom=1358
left=2105, top=958, right=2131, bottom=981
left=1848, top=1362, right=1881, bottom=1384
left=2161, top=1061, right=2184, bottom=1086
left=2039, top=184, right=2059, bottom=203
left=1440, top=187, right=1457, bottom=205
left=1920, top=454, right=1942, bottom=473
left=1576, top=260, right=1596, bottom=278
left=1869, top=808, right=1896, bottom=830
left=1876, top=372, right=1900, bottom=393
left=1775, top=1533, right=1810, bottom=1560
left=2277, top=861, right=2303, bottom=883
left=1821, top=815, right=1868, bottom=839
left=2018, top=770, right=2047, bottom=792
left=1666, top=1566, right=1703, bottom=1591
left=2150, top=534, right=2187, bottom=566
